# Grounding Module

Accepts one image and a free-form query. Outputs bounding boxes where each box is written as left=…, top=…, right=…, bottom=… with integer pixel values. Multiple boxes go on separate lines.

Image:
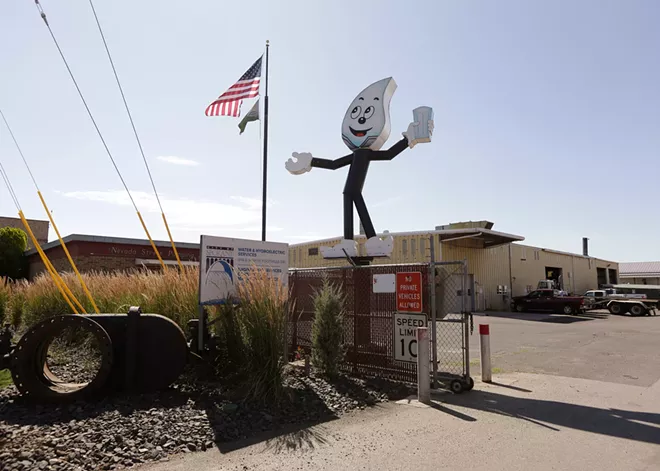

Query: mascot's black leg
left=343, top=192, right=354, bottom=240
left=352, top=192, right=376, bottom=239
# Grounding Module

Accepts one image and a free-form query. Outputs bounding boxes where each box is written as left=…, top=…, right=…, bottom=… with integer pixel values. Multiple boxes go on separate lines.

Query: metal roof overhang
left=438, top=229, right=524, bottom=249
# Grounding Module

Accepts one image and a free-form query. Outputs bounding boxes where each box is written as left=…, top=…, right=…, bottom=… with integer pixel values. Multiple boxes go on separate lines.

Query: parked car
left=510, top=289, right=585, bottom=315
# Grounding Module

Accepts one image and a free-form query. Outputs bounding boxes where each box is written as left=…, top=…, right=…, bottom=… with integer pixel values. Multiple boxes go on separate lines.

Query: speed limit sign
left=394, top=312, right=428, bottom=362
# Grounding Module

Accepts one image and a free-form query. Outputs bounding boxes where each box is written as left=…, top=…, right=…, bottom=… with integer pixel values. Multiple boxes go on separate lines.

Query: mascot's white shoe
left=320, top=239, right=358, bottom=259
left=365, top=235, right=394, bottom=257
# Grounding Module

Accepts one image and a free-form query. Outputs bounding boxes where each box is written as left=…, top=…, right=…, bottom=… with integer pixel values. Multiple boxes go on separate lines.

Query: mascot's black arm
left=370, top=137, right=409, bottom=161
left=311, top=154, right=353, bottom=170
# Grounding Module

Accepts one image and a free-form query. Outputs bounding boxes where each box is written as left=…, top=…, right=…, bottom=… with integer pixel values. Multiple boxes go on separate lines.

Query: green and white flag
left=238, top=99, right=260, bottom=134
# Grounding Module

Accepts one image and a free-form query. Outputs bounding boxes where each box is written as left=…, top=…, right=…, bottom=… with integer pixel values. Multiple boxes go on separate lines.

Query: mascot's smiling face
left=341, top=77, right=397, bottom=151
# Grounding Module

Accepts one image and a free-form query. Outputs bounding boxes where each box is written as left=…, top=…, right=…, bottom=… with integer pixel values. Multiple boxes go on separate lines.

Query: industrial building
left=619, top=262, right=660, bottom=285
left=288, top=221, right=619, bottom=311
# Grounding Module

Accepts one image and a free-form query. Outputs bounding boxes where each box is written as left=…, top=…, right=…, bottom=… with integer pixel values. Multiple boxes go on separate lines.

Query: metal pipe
left=479, top=324, right=492, bottom=383
left=417, top=327, right=430, bottom=404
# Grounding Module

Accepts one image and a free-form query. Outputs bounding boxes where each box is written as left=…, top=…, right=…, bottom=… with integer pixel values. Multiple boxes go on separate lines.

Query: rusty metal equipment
left=0, top=307, right=189, bottom=402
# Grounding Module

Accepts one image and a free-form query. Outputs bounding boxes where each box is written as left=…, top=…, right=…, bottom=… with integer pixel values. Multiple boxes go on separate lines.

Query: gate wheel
left=450, top=379, right=464, bottom=394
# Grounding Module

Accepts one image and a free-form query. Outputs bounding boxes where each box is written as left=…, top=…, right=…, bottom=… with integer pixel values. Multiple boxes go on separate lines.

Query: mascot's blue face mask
left=341, top=77, right=397, bottom=151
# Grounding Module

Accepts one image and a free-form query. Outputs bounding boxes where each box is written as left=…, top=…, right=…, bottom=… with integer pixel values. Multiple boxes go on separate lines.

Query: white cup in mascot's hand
left=412, top=106, right=433, bottom=143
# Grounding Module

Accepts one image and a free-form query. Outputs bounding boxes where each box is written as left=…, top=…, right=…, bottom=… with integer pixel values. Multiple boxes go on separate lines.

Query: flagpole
left=261, top=40, right=270, bottom=242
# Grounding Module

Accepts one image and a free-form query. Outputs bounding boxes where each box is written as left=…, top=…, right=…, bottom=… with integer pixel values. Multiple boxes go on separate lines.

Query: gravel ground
left=0, top=366, right=414, bottom=471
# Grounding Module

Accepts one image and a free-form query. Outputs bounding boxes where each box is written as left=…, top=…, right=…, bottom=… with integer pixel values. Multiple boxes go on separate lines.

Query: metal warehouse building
left=619, top=262, right=660, bottom=285
left=289, top=221, right=619, bottom=311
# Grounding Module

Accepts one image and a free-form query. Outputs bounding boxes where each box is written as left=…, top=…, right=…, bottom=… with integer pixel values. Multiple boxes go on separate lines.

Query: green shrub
left=311, top=276, right=345, bottom=378
left=0, top=227, right=28, bottom=280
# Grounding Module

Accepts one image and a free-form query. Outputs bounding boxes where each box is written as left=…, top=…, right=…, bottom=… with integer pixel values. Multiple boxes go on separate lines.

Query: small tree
left=0, top=227, right=28, bottom=280
left=311, top=276, right=345, bottom=378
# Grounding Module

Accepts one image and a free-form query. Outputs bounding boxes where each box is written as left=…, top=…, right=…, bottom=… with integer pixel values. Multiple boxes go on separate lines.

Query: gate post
left=429, top=251, right=438, bottom=389
left=355, top=266, right=371, bottom=347
left=417, top=326, right=431, bottom=404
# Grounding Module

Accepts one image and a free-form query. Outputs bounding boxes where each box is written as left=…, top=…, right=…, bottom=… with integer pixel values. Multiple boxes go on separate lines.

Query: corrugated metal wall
left=440, top=241, right=510, bottom=311
left=619, top=277, right=660, bottom=285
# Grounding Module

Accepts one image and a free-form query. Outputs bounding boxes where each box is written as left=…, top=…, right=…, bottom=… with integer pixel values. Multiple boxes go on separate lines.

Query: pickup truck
left=511, top=289, right=585, bottom=315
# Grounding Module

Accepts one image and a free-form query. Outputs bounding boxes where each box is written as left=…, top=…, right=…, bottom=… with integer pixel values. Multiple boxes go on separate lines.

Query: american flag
left=205, top=55, right=263, bottom=117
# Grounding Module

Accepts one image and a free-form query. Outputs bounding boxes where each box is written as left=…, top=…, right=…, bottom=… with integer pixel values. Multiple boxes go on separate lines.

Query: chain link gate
left=430, top=260, right=474, bottom=392
left=288, top=261, right=474, bottom=391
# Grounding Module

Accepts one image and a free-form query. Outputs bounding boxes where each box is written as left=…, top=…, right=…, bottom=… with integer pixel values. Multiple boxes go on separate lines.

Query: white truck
left=582, top=288, right=658, bottom=316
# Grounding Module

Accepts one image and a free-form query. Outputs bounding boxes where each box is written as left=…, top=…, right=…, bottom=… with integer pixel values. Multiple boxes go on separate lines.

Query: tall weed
left=235, top=267, right=288, bottom=401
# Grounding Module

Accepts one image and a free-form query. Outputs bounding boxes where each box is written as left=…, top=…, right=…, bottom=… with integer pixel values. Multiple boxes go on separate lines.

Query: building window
left=521, top=247, right=527, bottom=260
left=534, top=250, right=540, bottom=261
left=411, top=239, right=416, bottom=257
left=308, top=247, right=319, bottom=256
left=402, top=239, right=408, bottom=257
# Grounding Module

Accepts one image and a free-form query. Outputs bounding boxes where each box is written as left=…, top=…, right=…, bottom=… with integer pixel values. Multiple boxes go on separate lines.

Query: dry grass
left=4, top=266, right=290, bottom=400
left=234, top=266, right=289, bottom=401
left=5, top=268, right=199, bottom=329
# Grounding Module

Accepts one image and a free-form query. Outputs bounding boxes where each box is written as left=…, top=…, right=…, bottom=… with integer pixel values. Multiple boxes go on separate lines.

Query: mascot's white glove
left=285, top=152, right=313, bottom=175
left=403, top=117, right=434, bottom=149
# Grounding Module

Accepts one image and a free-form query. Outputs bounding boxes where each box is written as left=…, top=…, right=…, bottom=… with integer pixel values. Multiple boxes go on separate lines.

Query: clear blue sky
left=1, top=0, right=659, bottom=262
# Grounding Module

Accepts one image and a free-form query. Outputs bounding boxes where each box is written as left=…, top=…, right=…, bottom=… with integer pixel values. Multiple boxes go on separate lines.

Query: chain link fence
left=289, top=261, right=472, bottom=385
left=431, top=261, right=473, bottom=386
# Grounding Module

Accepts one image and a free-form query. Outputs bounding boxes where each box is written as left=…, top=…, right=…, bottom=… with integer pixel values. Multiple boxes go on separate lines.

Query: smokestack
left=582, top=237, right=589, bottom=257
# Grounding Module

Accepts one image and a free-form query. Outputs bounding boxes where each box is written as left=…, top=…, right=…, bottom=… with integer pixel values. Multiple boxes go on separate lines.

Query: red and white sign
left=396, top=272, right=423, bottom=313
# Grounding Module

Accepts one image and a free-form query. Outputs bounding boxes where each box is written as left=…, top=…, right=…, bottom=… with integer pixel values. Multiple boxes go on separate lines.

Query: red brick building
left=26, top=234, right=199, bottom=280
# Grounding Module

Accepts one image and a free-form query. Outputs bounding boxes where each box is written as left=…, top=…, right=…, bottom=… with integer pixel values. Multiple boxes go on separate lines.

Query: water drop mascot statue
left=285, top=77, right=433, bottom=258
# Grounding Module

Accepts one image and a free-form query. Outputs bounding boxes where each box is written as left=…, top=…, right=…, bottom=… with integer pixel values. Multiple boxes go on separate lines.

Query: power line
left=84, top=0, right=184, bottom=270
left=34, top=0, right=137, bottom=211
left=0, top=160, right=21, bottom=211
left=85, top=0, right=163, bottom=212
left=0, top=106, right=100, bottom=313
left=34, top=0, right=168, bottom=271
left=0, top=108, right=39, bottom=191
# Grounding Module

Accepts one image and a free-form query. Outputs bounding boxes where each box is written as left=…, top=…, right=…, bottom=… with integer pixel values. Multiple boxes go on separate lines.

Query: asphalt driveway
left=468, top=310, right=660, bottom=387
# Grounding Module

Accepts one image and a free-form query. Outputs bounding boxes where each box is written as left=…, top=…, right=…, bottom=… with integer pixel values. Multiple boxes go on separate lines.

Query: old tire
left=609, top=303, right=623, bottom=315
left=450, top=379, right=464, bottom=394
left=464, top=377, right=475, bottom=391
left=563, top=305, right=574, bottom=315
left=515, top=304, right=525, bottom=313
left=630, top=304, right=645, bottom=317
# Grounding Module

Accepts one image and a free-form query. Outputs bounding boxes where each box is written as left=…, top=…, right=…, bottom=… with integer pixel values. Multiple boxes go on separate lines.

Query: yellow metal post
left=37, top=191, right=99, bottom=313
left=137, top=211, right=167, bottom=271
left=18, top=211, right=79, bottom=314
left=161, top=212, right=183, bottom=271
